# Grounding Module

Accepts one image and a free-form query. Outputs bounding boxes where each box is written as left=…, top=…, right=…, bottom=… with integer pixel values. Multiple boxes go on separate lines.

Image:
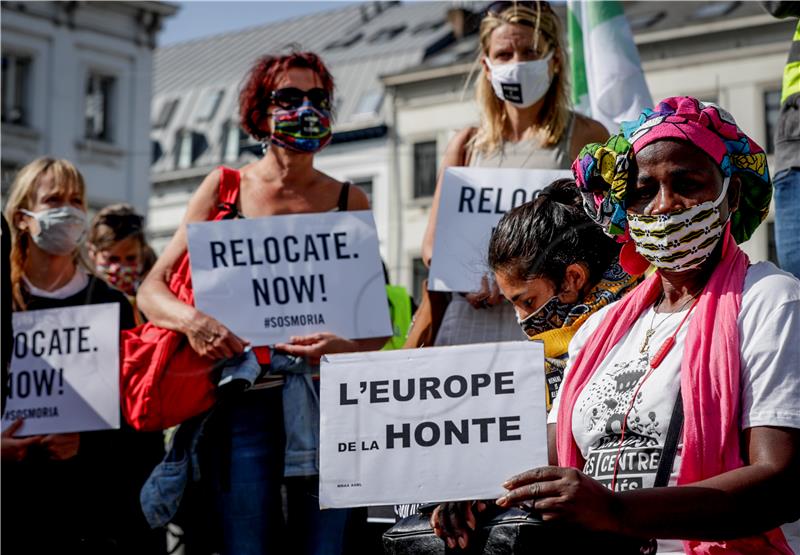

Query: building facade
left=145, top=1, right=795, bottom=299
left=382, top=1, right=794, bottom=297
left=146, top=1, right=456, bottom=253
left=1, top=1, right=177, bottom=213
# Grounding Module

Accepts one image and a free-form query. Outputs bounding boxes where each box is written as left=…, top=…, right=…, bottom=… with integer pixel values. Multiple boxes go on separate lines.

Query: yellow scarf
left=531, top=263, right=642, bottom=412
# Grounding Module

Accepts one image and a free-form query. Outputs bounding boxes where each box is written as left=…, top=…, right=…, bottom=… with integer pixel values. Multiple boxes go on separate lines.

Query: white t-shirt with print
left=549, top=262, right=800, bottom=554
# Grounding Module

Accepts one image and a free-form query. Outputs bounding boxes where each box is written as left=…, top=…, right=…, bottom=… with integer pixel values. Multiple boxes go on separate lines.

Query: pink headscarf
left=556, top=227, right=792, bottom=554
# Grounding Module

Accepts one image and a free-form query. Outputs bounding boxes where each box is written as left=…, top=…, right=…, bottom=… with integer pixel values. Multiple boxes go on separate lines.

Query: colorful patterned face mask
left=627, top=176, right=730, bottom=272
left=96, top=262, right=141, bottom=295
left=516, top=293, right=575, bottom=338
left=269, top=101, right=332, bottom=154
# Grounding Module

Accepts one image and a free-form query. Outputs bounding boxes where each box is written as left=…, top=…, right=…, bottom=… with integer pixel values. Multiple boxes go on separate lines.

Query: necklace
left=639, top=294, right=698, bottom=355
left=610, top=292, right=702, bottom=491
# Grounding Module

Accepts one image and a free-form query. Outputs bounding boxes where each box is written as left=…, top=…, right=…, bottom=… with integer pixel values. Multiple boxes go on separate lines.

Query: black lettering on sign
left=458, top=186, right=476, bottom=213
left=251, top=275, right=327, bottom=307
left=384, top=416, right=522, bottom=449
left=7, top=368, right=64, bottom=399
left=13, top=328, right=93, bottom=358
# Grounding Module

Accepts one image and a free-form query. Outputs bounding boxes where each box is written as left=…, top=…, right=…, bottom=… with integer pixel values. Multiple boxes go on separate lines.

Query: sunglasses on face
left=270, top=87, right=331, bottom=111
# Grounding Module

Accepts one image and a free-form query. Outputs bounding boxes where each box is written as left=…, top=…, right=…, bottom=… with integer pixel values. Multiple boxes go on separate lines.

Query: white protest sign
left=187, top=210, right=392, bottom=346
left=428, top=167, right=572, bottom=292
left=3, top=303, right=121, bottom=436
left=319, top=341, right=547, bottom=508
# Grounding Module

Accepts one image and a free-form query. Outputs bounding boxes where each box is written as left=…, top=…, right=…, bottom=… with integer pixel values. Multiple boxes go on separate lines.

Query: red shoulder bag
left=121, top=167, right=268, bottom=431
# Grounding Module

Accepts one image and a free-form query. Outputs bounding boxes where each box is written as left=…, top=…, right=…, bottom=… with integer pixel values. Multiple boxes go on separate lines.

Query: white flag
left=568, top=0, right=653, bottom=133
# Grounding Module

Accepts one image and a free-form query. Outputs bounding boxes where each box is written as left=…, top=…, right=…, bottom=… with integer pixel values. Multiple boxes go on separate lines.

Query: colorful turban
left=572, top=96, right=771, bottom=246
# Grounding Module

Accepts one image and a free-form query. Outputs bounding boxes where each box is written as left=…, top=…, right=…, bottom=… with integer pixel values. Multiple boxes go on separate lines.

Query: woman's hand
left=497, top=466, right=621, bottom=533
left=465, top=275, right=504, bottom=309
left=1, top=420, right=42, bottom=462
left=184, top=309, right=249, bottom=360
left=40, top=433, right=80, bottom=461
left=275, top=332, right=358, bottom=365
left=430, top=501, right=487, bottom=550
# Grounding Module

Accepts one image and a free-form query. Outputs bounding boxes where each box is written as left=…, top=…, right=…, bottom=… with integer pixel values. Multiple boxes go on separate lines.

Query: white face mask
left=21, top=206, right=87, bottom=255
left=485, top=52, right=553, bottom=108
left=627, top=176, right=731, bottom=272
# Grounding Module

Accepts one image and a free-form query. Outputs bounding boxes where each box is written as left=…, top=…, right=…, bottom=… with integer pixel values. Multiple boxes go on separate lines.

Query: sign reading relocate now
left=187, top=210, right=392, bottom=345
left=319, top=341, right=547, bottom=508
left=3, top=304, right=121, bottom=435
left=428, top=167, right=572, bottom=293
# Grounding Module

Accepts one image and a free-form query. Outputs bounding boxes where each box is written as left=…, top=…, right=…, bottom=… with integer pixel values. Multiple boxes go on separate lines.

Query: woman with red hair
left=138, top=51, right=385, bottom=554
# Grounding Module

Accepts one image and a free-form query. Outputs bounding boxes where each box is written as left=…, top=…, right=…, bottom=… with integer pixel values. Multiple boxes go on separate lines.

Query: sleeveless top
left=434, top=112, right=576, bottom=347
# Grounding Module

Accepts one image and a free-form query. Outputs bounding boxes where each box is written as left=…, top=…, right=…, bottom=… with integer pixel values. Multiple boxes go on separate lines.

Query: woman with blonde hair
left=1, top=157, right=164, bottom=554
left=422, top=0, right=609, bottom=346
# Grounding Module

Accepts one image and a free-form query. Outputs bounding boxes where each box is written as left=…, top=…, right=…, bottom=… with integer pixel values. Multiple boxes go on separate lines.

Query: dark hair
left=488, top=178, right=620, bottom=288
left=88, top=203, right=146, bottom=252
left=239, top=51, right=335, bottom=141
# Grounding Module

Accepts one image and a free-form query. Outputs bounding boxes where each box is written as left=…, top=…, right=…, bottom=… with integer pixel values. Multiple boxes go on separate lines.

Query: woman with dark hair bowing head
left=137, top=51, right=385, bottom=555
left=421, top=0, right=608, bottom=346
left=431, top=178, right=640, bottom=549
left=440, top=97, right=800, bottom=554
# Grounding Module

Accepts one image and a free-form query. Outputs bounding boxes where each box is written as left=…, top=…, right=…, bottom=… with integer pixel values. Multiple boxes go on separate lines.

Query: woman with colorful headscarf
left=482, top=97, right=800, bottom=554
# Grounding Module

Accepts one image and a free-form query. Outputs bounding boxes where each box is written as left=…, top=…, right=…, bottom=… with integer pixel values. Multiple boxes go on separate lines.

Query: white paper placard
left=428, top=167, right=572, bottom=292
left=187, top=210, right=392, bottom=346
left=319, top=341, right=547, bottom=508
left=2, top=304, right=121, bottom=436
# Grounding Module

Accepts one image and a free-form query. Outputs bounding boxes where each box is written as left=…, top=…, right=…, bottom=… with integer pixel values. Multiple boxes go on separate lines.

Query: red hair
left=239, top=51, right=335, bottom=141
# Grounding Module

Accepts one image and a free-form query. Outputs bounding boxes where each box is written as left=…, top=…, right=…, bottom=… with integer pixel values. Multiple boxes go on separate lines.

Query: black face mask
left=516, top=294, right=577, bottom=338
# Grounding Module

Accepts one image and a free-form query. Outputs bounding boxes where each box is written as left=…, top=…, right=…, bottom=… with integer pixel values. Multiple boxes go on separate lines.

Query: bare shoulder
left=570, top=113, right=610, bottom=158
left=347, top=180, right=371, bottom=210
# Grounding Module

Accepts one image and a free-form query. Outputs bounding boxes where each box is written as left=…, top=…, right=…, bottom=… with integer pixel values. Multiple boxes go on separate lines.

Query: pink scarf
left=556, top=227, right=792, bottom=554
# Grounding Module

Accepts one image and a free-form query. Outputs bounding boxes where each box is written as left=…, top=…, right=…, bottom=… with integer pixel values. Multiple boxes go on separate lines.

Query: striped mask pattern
left=627, top=177, right=730, bottom=272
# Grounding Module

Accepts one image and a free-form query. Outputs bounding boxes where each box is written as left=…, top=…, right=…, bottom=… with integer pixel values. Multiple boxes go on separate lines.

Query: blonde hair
left=3, top=157, right=87, bottom=309
left=470, top=2, right=571, bottom=156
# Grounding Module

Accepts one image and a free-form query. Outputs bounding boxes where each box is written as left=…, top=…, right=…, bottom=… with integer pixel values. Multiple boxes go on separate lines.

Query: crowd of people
left=1, top=1, right=799, bottom=554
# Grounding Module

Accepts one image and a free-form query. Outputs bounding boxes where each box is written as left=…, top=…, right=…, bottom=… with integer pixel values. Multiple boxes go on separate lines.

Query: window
left=691, top=1, right=740, bottom=20
left=222, top=122, right=247, bottom=163
left=325, top=33, right=363, bottom=51
left=412, top=257, right=428, bottom=306
left=764, top=89, right=782, bottom=154
left=153, top=98, right=178, bottom=129
left=151, top=140, right=163, bottom=165
left=1, top=54, right=32, bottom=126
left=351, top=177, right=373, bottom=205
left=627, top=11, right=665, bottom=31
left=369, top=25, right=406, bottom=44
left=175, top=129, right=208, bottom=169
left=412, top=20, right=444, bottom=35
left=196, top=89, right=224, bottom=122
left=413, top=141, right=437, bottom=198
left=85, top=72, right=116, bottom=142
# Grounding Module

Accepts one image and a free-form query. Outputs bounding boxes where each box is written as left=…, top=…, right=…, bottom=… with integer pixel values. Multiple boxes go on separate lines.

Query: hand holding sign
left=183, top=309, right=249, bottom=360
left=188, top=210, right=391, bottom=346
left=320, top=341, right=547, bottom=508
left=275, top=332, right=358, bottom=366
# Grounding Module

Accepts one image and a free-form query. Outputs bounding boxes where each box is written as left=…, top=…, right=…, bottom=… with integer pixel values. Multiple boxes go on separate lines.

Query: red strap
left=217, top=166, right=241, bottom=206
